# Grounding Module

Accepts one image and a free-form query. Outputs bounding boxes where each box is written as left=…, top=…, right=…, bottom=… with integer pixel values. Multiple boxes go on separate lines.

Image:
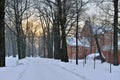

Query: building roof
left=91, top=24, right=113, bottom=34
left=81, top=21, right=113, bottom=36
left=102, top=40, right=120, bottom=51
left=66, top=37, right=90, bottom=47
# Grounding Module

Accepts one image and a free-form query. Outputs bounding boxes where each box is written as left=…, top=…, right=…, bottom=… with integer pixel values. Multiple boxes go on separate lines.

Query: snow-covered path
left=20, top=59, right=85, bottom=80
left=0, top=57, right=120, bottom=80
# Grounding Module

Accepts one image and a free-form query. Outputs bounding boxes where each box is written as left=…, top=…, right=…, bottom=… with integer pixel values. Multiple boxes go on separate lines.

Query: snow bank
left=0, top=57, right=119, bottom=80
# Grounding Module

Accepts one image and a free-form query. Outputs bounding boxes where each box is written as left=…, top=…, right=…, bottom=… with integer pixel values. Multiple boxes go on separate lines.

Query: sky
left=86, top=2, right=99, bottom=16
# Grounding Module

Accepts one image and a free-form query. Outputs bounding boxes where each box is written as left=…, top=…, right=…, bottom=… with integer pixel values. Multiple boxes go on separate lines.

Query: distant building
left=66, top=37, right=96, bottom=59
left=67, top=21, right=120, bottom=64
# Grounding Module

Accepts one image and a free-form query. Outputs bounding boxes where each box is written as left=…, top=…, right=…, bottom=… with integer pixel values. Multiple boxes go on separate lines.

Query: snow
left=66, top=37, right=90, bottom=47
left=102, top=40, right=120, bottom=50
left=91, top=24, right=113, bottom=35
left=0, top=56, right=120, bottom=80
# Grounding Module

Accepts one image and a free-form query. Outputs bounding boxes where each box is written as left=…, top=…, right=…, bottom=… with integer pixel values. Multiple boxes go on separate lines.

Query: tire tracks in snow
left=49, top=62, right=91, bottom=80
left=16, top=60, right=30, bottom=80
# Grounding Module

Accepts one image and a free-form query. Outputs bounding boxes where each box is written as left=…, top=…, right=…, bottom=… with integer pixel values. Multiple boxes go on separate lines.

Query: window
left=72, top=47, right=76, bottom=53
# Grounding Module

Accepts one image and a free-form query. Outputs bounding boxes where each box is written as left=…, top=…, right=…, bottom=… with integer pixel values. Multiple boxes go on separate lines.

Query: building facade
left=67, top=21, right=120, bottom=64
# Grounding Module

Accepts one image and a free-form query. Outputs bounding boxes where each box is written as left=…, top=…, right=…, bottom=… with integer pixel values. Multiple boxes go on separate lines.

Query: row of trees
left=33, top=0, right=89, bottom=62
left=0, top=0, right=119, bottom=67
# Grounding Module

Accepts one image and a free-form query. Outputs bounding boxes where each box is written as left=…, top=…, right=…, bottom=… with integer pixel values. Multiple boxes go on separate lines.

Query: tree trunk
left=76, top=0, right=78, bottom=65
left=113, top=0, right=119, bottom=66
left=94, top=34, right=106, bottom=63
left=16, top=21, right=26, bottom=59
left=11, top=34, right=17, bottom=57
left=43, top=35, right=46, bottom=58
left=31, top=37, right=34, bottom=57
left=60, top=0, right=68, bottom=62
left=53, top=0, right=61, bottom=59
left=47, top=33, right=53, bottom=58
left=0, top=0, right=6, bottom=67
left=53, top=24, right=61, bottom=59
left=61, top=28, right=69, bottom=62
left=47, top=26, right=53, bottom=58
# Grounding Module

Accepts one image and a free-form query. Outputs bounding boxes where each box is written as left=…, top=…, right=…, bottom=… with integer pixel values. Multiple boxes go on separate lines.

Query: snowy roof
left=66, top=37, right=90, bottom=47
left=102, top=40, right=120, bottom=50
left=83, top=21, right=113, bottom=35
left=91, top=24, right=113, bottom=34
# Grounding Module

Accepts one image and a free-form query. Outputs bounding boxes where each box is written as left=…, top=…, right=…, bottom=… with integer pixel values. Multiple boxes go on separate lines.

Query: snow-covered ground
left=0, top=56, right=120, bottom=80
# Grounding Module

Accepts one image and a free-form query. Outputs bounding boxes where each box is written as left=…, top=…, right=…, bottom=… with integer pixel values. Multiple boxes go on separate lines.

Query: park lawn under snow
left=0, top=55, right=120, bottom=80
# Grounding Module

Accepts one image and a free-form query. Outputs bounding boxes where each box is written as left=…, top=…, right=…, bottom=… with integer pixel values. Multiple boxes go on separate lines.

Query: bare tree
left=34, top=0, right=89, bottom=62
left=34, top=0, right=61, bottom=59
left=76, top=0, right=79, bottom=65
left=26, top=22, right=39, bottom=57
left=0, top=0, right=6, bottom=67
left=5, top=15, right=17, bottom=57
left=113, top=0, right=119, bottom=66
left=75, top=0, right=89, bottom=65
left=5, top=0, right=33, bottom=59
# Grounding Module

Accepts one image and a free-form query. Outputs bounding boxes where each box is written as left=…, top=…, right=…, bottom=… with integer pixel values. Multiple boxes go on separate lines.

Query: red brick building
left=67, top=21, right=97, bottom=59
left=67, top=37, right=95, bottom=59
left=67, top=21, right=120, bottom=64
left=101, top=32, right=120, bottom=64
